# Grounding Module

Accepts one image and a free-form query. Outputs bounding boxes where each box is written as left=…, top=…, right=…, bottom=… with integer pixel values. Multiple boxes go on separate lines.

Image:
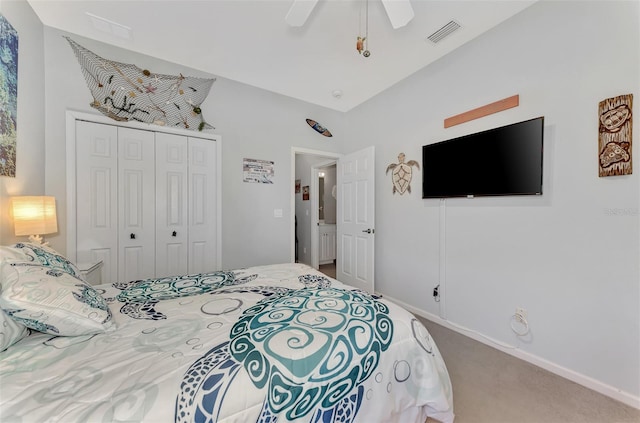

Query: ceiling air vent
left=86, top=12, right=132, bottom=39
left=427, top=20, right=461, bottom=44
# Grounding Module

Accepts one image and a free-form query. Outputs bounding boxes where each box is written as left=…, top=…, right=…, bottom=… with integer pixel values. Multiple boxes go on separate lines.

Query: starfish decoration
left=143, top=84, right=157, bottom=94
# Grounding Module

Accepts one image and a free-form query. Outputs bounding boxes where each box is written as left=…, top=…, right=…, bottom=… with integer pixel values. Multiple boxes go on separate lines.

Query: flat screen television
left=422, top=117, right=544, bottom=198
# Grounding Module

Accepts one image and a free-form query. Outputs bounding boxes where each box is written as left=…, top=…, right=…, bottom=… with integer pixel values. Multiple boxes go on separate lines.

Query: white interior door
left=337, top=146, right=375, bottom=293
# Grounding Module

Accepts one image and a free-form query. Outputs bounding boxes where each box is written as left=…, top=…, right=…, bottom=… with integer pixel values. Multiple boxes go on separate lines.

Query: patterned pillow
left=0, top=307, right=28, bottom=351
left=12, top=242, right=85, bottom=282
left=0, top=261, right=113, bottom=336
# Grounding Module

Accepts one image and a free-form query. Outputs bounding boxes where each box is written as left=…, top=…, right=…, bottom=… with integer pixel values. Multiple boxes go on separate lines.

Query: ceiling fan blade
left=381, top=0, right=415, bottom=29
left=285, top=0, right=320, bottom=27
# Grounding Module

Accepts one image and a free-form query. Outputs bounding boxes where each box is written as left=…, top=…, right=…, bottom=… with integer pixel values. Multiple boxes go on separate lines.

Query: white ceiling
left=27, top=0, right=536, bottom=112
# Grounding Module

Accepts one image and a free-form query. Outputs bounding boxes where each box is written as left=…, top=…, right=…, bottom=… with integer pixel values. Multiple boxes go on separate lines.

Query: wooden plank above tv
left=444, top=95, right=519, bottom=128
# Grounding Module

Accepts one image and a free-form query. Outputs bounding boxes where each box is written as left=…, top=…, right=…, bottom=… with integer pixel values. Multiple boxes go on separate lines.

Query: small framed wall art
left=302, top=186, right=309, bottom=201
left=295, top=179, right=301, bottom=193
left=243, top=158, right=274, bottom=184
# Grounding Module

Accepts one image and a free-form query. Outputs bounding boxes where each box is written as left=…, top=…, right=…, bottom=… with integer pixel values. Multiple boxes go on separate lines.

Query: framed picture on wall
left=295, top=179, right=301, bottom=193
left=302, top=185, right=309, bottom=201
left=243, top=158, right=274, bottom=184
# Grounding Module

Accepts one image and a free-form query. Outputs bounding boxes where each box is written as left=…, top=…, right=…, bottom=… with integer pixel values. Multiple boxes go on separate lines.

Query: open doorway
left=291, top=148, right=340, bottom=277
left=316, top=163, right=337, bottom=278
left=291, top=146, right=375, bottom=292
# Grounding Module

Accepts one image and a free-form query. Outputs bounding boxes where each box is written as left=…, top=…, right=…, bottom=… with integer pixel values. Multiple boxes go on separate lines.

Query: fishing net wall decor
left=66, top=37, right=214, bottom=131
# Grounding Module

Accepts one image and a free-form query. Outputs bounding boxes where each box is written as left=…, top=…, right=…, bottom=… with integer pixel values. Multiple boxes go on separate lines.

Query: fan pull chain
left=363, top=0, right=370, bottom=57
left=356, top=0, right=371, bottom=57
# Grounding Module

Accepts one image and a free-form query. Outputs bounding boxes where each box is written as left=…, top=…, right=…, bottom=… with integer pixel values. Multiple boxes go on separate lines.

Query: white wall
left=345, top=0, right=639, bottom=403
left=0, top=0, right=45, bottom=244
left=41, top=29, right=345, bottom=269
left=207, top=82, right=344, bottom=269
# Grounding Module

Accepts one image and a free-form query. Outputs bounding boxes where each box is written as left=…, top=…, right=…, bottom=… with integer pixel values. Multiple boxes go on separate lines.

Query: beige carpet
left=419, top=317, right=640, bottom=423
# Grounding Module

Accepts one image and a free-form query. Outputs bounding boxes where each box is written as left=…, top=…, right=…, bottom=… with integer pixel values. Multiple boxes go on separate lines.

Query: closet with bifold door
left=74, top=118, right=219, bottom=285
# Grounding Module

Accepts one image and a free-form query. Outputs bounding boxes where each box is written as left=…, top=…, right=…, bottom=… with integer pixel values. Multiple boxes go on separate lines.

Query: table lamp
left=11, top=196, right=58, bottom=245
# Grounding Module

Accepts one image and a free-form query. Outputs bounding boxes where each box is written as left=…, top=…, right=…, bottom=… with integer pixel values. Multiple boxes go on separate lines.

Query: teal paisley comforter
left=0, top=263, right=454, bottom=423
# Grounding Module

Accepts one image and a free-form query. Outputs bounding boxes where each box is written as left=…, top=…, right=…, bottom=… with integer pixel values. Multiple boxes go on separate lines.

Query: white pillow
left=12, top=242, right=85, bottom=282
left=0, top=307, right=28, bottom=351
left=0, top=245, right=29, bottom=262
left=0, top=261, right=114, bottom=336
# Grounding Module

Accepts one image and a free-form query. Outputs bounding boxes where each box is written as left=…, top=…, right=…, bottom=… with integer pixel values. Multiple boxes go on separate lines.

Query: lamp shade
left=11, top=196, right=58, bottom=236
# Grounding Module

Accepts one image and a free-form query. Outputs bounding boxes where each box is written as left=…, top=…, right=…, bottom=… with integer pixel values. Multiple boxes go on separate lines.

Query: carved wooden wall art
left=599, top=94, right=633, bottom=177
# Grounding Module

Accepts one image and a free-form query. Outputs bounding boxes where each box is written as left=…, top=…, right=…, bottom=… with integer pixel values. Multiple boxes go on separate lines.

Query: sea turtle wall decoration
left=386, top=152, right=420, bottom=195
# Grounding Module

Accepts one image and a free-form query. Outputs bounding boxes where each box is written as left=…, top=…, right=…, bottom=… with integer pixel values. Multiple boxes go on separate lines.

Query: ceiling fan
left=285, top=0, right=415, bottom=29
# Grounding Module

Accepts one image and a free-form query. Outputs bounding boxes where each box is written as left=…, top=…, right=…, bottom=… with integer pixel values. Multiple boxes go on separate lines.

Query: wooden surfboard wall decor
left=444, top=95, right=519, bottom=128
left=306, top=118, right=333, bottom=137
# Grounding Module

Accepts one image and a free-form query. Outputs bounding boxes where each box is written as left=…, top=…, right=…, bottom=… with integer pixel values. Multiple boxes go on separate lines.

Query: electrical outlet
left=515, top=307, right=527, bottom=321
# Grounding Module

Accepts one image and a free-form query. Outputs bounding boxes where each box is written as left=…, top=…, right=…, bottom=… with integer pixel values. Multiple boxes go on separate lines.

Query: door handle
left=362, top=229, right=374, bottom=234
left=172, top=231, right=177, bottom=237
left=130, top=233, right=136, bottom=239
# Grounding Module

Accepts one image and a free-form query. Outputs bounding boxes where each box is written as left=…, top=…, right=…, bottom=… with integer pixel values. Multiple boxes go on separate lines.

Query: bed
left=0, top=242, right=454, bottom=423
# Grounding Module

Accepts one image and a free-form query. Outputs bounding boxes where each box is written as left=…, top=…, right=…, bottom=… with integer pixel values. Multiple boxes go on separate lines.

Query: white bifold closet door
left=76, top=120, right=218, bottom=285
left=76, top=122, right=156, bottom=284
left=155, top=133, right=217, bottom=276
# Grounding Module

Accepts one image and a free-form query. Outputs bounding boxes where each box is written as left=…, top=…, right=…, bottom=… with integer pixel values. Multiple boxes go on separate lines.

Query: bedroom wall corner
left=0, top=0, right=45, bottom=246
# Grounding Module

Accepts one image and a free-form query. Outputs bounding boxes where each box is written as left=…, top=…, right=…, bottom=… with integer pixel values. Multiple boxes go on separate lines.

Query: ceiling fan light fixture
left=380, top=0, right=415, bottom=29
left=285, top=0, right=319, bottom=27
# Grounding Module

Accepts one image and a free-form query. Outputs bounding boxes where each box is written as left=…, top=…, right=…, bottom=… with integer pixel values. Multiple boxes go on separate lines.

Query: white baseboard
left=382, top=294, right=640, bottom=410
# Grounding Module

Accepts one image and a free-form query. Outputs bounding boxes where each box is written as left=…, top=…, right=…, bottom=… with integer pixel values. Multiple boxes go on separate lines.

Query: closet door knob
left=172, top=231, right=177, bottom=237
left=130, top=233, right=136, bottom=239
